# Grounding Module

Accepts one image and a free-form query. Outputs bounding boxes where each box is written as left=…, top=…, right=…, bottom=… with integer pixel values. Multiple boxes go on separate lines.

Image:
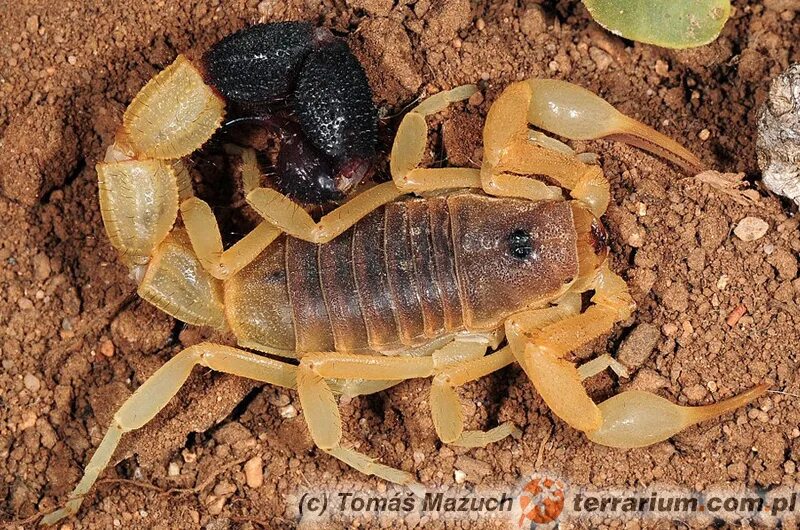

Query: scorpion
left=43, top=22, right=767, bottom=524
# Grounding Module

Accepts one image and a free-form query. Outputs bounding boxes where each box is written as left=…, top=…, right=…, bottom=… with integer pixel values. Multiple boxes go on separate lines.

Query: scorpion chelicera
left=43, top=21, right=767, bottom=525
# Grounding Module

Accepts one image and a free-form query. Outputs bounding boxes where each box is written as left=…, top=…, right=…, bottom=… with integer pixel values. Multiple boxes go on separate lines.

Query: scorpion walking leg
left=507, top=265, right=767, bottom=447
left=247, top=181, right=404, bottom=244
left=181, top=148, right=282, bottom=279
left=42, top=343, right=297, bottom=526
left=390, top=85, right=486, bottom=193
left=298, top=353, right=437, bottom=488
left=182, top=198, right=281, bottom=279
left=430, top=345, right=521, bottom=447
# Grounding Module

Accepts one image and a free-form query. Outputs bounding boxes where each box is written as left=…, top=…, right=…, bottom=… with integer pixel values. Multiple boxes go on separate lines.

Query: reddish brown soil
left=1, top=1, right=799, bottom=529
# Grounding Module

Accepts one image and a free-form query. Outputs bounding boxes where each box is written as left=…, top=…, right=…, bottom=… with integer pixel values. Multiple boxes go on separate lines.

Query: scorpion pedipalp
left=96, top=159, right=179, bottom=267
left=121, top=55, right=225, bottom=159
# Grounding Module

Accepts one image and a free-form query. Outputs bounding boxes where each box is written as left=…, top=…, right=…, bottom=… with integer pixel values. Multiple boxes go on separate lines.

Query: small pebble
left=280, top=404, right=297, bottom=418
left=661, top=322, right=679, bottom=336
left=213, top=480, right=236, bottom=496
left=699, top=128, right=711, bottom=141
left=734, top=217, right=769, bottom=241
left=23, top=373, right=41, bottom=392
left=468, top=91, right=484, bottom=107
left=684, top=384, right=708, bottom=401
left=20, top=411, right=37, bottom=430
left=25, top=15, right=39, bottom=33
left=454, top=470, right=467, bottom=484
left=726, top=304, right=748, bottom=326
left=654, top=59, right=669, bottom=76
left=475, top=18, right=486, bottom=31
left=32, top=253, right=51, bottom=280
left=716, top=274, right=729, bottom=290
left=168, top=462, right=180, bottom=476
left=206, top=495, right=226, bottom=515
left=17, top=297, right=33, bottom=310
left=67, top=55, right=77, bottom=65
left=99, top=338, right=115, bottom=358
left=244, top=456, right=264, bottom=488
left=617, top=323, right=660, bottom=370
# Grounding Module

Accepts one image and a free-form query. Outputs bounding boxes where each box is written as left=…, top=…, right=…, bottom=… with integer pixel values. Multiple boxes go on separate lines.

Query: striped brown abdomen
left=224, top=193, right=583, bottom=356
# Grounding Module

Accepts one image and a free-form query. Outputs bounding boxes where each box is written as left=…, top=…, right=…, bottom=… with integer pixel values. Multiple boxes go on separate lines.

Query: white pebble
left=23, top=373, right=40, bottom=392
left=454, top=470, right=467, bottom=484
left=280, top=404, right=297, bottom=418
left=244, top=456, right=264, bottom=488
left=734, top=217, right=769, bottom=242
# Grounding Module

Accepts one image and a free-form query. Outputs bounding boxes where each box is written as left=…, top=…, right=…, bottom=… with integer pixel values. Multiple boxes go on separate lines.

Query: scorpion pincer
left=43, top=21, right=768, bottom=525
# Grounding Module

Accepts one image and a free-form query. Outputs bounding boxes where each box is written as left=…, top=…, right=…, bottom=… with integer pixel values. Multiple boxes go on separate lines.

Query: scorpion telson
left=43, top=22, right=768, bottom=525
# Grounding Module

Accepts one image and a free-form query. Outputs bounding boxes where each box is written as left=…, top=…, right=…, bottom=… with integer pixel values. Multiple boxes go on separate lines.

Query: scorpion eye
left=508, top=229, right=534, bottom=260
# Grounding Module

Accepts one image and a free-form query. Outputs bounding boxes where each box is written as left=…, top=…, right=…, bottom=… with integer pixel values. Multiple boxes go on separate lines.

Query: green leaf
left=583, top=0, right=731, bottom=49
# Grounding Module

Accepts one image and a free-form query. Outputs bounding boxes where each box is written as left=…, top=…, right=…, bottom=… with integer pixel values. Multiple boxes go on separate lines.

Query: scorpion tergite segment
left=201, top=21, right=378, bottom=204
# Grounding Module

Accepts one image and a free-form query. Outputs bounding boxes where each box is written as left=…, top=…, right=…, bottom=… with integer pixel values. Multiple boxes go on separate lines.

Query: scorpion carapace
left=43, top=22, right=767, bottom=525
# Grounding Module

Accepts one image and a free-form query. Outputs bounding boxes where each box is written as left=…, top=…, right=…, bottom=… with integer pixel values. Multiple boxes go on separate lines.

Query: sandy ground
left=0, top=0, right=799, bottom=528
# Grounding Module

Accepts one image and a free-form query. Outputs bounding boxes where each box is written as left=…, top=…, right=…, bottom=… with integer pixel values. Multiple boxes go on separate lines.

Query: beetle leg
left=41, top=343, right=298, bottom=526
left=298, top=354, right=434, bottom=488
left=507, top=265, right=767, bottom=447
left=430, top=345, right=521, bottom=447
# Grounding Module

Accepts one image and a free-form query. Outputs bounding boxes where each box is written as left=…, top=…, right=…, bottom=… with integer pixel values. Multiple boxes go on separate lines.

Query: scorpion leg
left=390, top=85, right=484, bottom=193
left=507, top=265, right=767, bottom=446
left=430, top=344, right=521, bottom=448
left=298, top=353, right=435, bottom=487
left=246, top=181, right=404, bottom=244
left=41, top=343, right=297, bottom=526
left=181, top=148, right=282, bottom=279
left=482, top=81, right=613, bottom=214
